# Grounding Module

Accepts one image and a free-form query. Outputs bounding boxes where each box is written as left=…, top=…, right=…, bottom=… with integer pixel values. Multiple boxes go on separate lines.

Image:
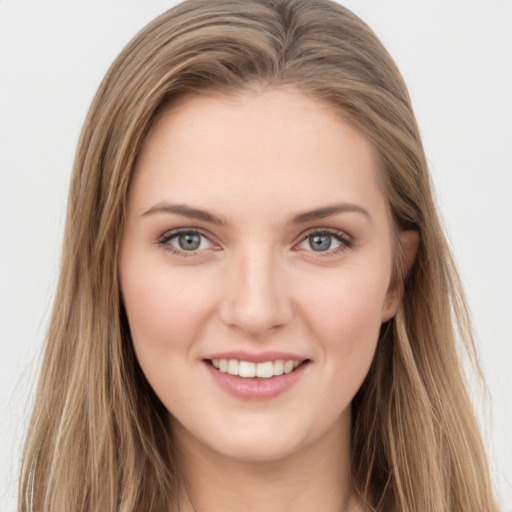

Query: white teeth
left=256, top=361, right=273, bottom=378
left=283, top=360, right=295, bottom=374
left=239, top=361, right=256, bottom=378
left=212, top=358, right=302, bottom=378
left=273, top=360, right=284, bottom=376
left=227, top=359, right=239, bottom=375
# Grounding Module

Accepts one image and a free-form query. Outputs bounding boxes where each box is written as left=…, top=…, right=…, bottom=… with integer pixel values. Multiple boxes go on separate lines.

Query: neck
left=170, top=416, right=364, bottom=512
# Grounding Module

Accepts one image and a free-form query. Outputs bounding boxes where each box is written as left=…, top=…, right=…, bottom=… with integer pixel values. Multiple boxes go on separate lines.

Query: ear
left=381, top=230, right=419, bottom=322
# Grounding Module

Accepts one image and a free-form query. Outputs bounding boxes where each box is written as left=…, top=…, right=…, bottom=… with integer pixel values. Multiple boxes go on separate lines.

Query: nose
left=219, top=249, right=293, bottom=337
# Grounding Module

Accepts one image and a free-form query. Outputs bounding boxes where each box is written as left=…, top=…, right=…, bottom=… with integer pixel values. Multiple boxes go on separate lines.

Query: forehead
left=129, top=87, right=387, bottom=224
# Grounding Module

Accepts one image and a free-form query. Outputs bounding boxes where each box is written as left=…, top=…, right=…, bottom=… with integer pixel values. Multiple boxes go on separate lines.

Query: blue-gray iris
left=179, top=233, right=202, bottom=250
left=309, top=234, right=332, bottom=251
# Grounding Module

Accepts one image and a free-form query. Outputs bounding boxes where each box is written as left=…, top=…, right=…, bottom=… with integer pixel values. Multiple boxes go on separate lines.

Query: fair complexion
left=119, top=87, right=417, bottom=512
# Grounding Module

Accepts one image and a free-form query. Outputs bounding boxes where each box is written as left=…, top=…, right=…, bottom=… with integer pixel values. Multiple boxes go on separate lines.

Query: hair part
left=19, top=1, right=498, bottom=511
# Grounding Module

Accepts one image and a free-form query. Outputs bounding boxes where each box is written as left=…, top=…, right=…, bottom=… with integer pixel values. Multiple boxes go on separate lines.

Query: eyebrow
left=141, top=201, right=370, bottom=225
left=290, top=203, right=371, bottom=224
left=142, top=202, right=226, bottom=225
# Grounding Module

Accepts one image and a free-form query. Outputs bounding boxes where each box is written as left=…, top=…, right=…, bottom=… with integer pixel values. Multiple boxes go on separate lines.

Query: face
left=119, top=88, right=402, bottom=463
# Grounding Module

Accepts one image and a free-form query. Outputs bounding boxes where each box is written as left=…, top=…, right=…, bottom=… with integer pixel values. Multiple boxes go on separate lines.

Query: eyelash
left=298, top=228, right=353, bottom=256
left=158, top=227, right=353, bottom=257
left=158, top=228, right=215, bottom=257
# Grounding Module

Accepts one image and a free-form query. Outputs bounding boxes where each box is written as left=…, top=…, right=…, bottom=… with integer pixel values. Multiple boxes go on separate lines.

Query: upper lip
left=205, top=351, right=310, bottom=363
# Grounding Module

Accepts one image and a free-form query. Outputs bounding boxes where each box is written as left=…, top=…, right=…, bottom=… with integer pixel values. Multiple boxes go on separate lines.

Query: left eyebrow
left=141, top=202, right=226, bottom=225
left=289, top=203, right=371, bottom=224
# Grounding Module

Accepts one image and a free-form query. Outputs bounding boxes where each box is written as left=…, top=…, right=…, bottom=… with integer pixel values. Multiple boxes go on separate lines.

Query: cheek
left=120, top=257, right=216, bottom=365
left=299, top=267, right=389, bottom=375
left=120, top=258, right=222, bottom=411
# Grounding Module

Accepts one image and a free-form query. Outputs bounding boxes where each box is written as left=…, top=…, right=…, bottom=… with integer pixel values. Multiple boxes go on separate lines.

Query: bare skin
left=171, top=417, right=367, bottom=512
left=120, top=87, right=416, bottom=512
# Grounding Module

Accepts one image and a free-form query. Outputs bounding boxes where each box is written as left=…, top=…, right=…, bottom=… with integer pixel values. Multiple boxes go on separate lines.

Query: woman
left=18, top=0, right=499, bottom=511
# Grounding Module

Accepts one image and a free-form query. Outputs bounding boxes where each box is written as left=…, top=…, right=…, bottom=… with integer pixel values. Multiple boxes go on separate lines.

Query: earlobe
left=381, top=230, right=419, bottom=322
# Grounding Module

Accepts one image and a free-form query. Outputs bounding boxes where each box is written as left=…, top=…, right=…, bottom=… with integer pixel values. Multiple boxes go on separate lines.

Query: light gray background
left=1, top=1, right=511, bottom=511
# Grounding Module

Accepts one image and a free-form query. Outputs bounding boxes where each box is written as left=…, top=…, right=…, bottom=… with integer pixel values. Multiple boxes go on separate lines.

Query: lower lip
left=204, top=361, right=309, bottom=400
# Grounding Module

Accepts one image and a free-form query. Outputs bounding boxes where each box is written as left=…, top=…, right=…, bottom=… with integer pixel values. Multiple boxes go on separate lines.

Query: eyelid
left=158, top=227, right=219, bottom=255
left=294, top=227, right=353, bottom=254
left=299, top=226, right=352, bottom=241
left=157, top=226, right=353, bottom=257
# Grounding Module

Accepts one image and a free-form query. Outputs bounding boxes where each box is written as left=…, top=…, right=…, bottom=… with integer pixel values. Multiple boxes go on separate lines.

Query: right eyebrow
left=289, top=203, right=371, bottom=225
left=141, top=202, right=226, bottom=225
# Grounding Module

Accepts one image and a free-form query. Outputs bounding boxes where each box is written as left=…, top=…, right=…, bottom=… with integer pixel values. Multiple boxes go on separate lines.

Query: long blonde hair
left=19, top=1, right=499, bottom=511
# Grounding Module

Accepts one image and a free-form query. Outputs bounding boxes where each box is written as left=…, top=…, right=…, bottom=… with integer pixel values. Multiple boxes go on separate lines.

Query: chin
left=207, top=431, right=307, bottom=463
left=175, top=408, right=347, bottom=465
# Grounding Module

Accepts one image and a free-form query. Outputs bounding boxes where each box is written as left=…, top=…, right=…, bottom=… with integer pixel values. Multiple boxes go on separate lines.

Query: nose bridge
left=220, top=244, right=292, bottom=335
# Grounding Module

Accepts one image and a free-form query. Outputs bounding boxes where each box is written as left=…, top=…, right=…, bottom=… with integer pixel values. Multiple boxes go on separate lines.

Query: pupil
left=309, top=234, right=332, bottom=251
left=179, top=233, right=201, bottom=250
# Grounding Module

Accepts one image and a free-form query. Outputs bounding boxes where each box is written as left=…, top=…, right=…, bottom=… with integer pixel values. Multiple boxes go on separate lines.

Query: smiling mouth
left=206, top=359, right=310, bottom=379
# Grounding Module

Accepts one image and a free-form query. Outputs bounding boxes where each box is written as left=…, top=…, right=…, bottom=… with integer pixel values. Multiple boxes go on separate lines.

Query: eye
left=297, top=230, right=352, bottom=254
left=159, top=229, right=215, bottom=254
